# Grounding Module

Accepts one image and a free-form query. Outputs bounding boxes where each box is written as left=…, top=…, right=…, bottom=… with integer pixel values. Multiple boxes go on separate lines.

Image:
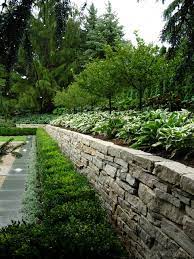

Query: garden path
left=0, top=136, right=33, bottom=227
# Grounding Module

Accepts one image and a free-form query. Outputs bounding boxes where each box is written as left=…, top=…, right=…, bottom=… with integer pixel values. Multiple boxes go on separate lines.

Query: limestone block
left=120, top=148, right=147, bottom=164
left=174, top=248, right=192, bottom=259
left=92, top=157, right=103, bottom=170
left=114, top=158, right=128, bottom=168
left=159, top=201, right=184, bottom=224
left=185, top=206, right=194, bottom=219
left=126, top=174, right=137, bottom=187
left=183, top=215, right=194, bottom=241
left=150, top=178, right=169, bottom=192
left=129, top=164, right=158, bottom=189
left=138, top=183, right=158, bottom=211
left=133, top=154, right=166, bottom=172
left=136, top=225, right=154, bottom=249
left=90, top=139, right=113, bottom=154
left=181, top=173, right=194, bottom=195
left=172, top=188, right=191, bottom=206
left=107, top=145, right=122, bottom=158
left=116, top=178, right=136, bottom=194
left=154, top=161, right=192, bottom=185
left=104, top=164, right=117, bottom=178
left=125, top=192, right=147, bottom=216
left=82, top=145, right=96, bottom=155
left=110, top=181, right=125, bottom=198
left=103, top=155, right=114, bottom=163
left=147, top=211, right=162, bottom=227
left=161, top=218, right=194, bottom=257
left=155, top=188, right=181, bottom=208
left=81, top=152, right=93, bottom=162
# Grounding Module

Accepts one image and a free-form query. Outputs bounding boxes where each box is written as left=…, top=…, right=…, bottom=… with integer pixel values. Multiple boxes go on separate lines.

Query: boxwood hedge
left=0, top=127, right=36, bottom=136
left=0, top=129, right=126, bottom=258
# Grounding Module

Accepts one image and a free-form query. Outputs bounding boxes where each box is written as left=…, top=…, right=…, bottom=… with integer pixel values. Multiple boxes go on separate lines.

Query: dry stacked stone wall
left=46, top=125, right=194, bottom=259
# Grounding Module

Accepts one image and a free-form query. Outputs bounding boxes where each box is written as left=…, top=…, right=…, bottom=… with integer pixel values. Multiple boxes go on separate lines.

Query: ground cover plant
left=51, top=109, right=194, bottom=161
left=0, top=128, right=126, bottom=258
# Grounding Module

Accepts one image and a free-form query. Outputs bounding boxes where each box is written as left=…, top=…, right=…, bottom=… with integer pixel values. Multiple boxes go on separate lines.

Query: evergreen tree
left=84, top=1, right=124, bottom=59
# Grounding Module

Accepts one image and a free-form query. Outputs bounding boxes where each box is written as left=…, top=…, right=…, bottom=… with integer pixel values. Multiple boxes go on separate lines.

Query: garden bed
left=50, top=110, right=194, bottom=168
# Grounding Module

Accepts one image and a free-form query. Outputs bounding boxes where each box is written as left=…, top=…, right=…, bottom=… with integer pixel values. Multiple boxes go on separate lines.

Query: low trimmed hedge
left=0, top=127, right=36, bottom=136
left=0, top=129, right=126, bottom=258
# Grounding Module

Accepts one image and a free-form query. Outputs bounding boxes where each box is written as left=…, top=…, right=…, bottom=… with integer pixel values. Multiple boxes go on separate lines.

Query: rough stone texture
left=183, top=216, right=194, bottom=241
left=46, top=125, right=194, bottom=259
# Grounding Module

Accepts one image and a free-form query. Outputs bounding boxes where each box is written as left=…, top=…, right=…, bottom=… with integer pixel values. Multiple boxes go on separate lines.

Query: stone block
left=82, top=145, right=96, bottom=155
left=90, top=139, right=112, bottom=154
left=107, top=145, right=122, bottom=158
left=126, top=174, right=137, bottom=187
left=120, top=147, right=147, bottom=163
left=110, top=181, right=125, bottom=198
left=133, top=154, right=166, bottom=172
left=185, top=206, right=194, bottom=219
left=172, top=188, right=191, bottom=206
left=104, top=164, right=117, bottom=178
left=159, top=201, right=184, bottom=225
left=161, top=218, right=194, bottom=257
left=183, top=215, right=194, bottom=241
left=116, top=178, right=136, bottom=194
left=114, top=158, right=128, bottom=168
left=136, top=225, right=154, bottom=249
left=92, top=157, right=103, bottom=170
left=154, top=161, right=192, bottom=185
left=125, top=192, right=147, bottom=216
left=129, top=164, right=158, bottom=189
left=181, top=173, right=194, bottom=195
left=147, top=211, right=162, bottom=227
left=174, top=248, right=192, bottom=259
left=103, top=155, right=114, bottom=163
left=138, top=183, right=158, bottom=211
left=155, top=188, right=181, bottom=208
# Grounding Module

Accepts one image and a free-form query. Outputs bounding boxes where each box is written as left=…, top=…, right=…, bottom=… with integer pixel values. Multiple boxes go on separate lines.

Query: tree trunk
left=109, top=96, right=112, bottom=114
left=139, top=88, right=143, bottom=111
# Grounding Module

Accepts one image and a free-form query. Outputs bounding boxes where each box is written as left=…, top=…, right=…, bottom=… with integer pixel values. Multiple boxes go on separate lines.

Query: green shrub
left=15, top=114, right=56, bottom=125
left=0, top=127, right=36, bottom=136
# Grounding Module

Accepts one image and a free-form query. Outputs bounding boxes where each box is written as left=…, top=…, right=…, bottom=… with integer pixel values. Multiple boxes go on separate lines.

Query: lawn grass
left=0, top=136, right=26, bottom=142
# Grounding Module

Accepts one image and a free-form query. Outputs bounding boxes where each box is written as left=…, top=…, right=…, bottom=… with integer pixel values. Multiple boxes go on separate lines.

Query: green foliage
left=0, top=129, right=126, bottom=258
left=51, top=110, right=194, bottom=155
left=0, top=127, right=36, bottom=136
left=84, top=1, right=124, bottom=60
left=22, top=137, right=40, bottom=223
left=15, top=114, right=56, bottom=124
left=54, top=83, right=97, bottom=112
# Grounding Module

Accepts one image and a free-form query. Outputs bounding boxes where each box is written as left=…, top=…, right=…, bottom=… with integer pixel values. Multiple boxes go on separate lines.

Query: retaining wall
left=46, top=125, right=194, bottom=259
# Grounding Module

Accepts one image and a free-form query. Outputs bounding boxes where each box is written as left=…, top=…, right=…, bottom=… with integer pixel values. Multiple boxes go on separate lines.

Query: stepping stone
left=0, top=200, right=22, bottom=210
left=0, top=190, right=23, bottom=200
left=8, top=169, right=28, bottom=175
left=3, top=175, right=26, bottom=180
left=1, top=179, right=26, bottom=190
left=0, top=209, right=21, bottom=217
left=0, top=135, right=34, bottom=228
